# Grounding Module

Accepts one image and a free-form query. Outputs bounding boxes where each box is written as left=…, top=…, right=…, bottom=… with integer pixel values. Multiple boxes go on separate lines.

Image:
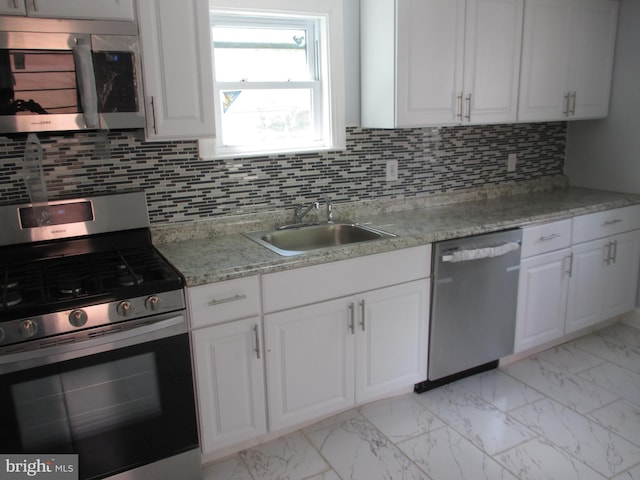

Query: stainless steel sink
left=244, top=223, right=396, bottom=256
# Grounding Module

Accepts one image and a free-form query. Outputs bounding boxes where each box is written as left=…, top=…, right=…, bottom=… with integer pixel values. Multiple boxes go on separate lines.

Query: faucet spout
left=293, top=201, right=319, bottom=224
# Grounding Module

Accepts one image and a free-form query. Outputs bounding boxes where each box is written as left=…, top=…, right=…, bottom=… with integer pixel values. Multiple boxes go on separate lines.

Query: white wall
left=565, top=0, right=640, bottom=193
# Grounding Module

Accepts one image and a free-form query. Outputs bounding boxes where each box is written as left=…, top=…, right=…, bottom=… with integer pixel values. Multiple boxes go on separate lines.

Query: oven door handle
left=0, top=314, right=187, bottom=375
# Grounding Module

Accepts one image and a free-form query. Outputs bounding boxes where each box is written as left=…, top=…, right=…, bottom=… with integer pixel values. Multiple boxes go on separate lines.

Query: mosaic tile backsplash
left=0, top=123, right=566, bottom=225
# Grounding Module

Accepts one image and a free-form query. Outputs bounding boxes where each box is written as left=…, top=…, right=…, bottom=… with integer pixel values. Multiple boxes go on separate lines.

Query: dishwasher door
left=426, top=229, right=522, bottom=384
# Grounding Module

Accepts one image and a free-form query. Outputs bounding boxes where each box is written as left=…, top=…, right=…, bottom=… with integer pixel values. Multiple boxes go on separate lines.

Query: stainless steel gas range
left=0, top=192, right=201, bottom=480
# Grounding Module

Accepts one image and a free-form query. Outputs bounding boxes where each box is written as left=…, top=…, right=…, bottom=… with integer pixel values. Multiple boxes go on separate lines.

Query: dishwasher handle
left=441, top=241, right=521, bottom=263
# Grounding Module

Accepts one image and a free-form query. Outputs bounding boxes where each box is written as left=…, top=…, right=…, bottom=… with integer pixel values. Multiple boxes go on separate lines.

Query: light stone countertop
left=153, top=184, right=640, bottom=287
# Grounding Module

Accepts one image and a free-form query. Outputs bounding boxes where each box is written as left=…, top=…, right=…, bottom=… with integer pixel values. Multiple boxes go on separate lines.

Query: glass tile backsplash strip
left=0, top=123, right=565, bottom=224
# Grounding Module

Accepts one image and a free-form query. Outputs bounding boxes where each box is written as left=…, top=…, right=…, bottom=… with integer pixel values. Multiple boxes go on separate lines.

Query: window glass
left=212, top=26, right=312, bottom=82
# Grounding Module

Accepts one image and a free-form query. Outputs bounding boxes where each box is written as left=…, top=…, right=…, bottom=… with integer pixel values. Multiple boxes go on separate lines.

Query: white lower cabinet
left=566, top=230, right=640, bottom=333
left=264, top=278, right=430, bottom=432
left=192, top=317, right=267, bottom=454
left=515, top=248, right=571, bottom=352
left=516, top=209, right=640, bottom=353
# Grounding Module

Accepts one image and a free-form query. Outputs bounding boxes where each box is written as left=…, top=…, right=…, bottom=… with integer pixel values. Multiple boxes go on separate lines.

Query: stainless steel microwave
left=0, top=17, right=145, bottom=134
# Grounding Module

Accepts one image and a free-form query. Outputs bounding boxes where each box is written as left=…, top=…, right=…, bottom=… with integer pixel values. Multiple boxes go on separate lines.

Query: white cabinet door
left=355, top=279, right=429, bottom=402
left=518, top=0, right=572, bottom=122
left=566, top=238, right=608, bottom=333
left=136, top=0, right=215, bottom=140
left=29, top=0, right=135, bottom=20
left=603, top=230, right=640, bottom=320
left=463, top=0, right=523, bottom=124
left=0, top=0, right=135, bottom=19
left=192, top=317, right=267, bottom=454
left=362, top=0, right=522, bottom=127
left=569, top=0, right=619, bottom=119
left=518, top=0, right=618, bottom=121
left=395, top=0, right=465, bottom=126
left=264, top=298, right=355, bottom=432
left=514, top=249, right=571, bottom=353
left=0, top=0, right=26, bottom=15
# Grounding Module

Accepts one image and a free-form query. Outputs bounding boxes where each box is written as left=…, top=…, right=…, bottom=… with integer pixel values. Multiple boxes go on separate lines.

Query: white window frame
left=209, top=0, right=345, bottom=159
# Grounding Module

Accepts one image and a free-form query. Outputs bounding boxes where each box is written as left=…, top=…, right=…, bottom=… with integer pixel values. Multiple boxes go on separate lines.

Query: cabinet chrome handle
left=603, top=218, right=623, bottom=226
left=359, top=300, right=366, bottom=332
left=569, top=91, right=576, bottom=116
left=566, top=252, right=574, bottom=277
left=150, top=96, right=158, bottom=135
left=563, top=93, right=570, bottom=117
left=207, top=294, right=247, bottom=306
left=539, top=233, right=560, bottom=241
left=456, top=93, right=464, bottom=121
left=610, top=239, right=618, bottom=264
left=465, top=94, right=472, bottom=122
left=32, top=0, right=38, bottom=11
left=348, top=303, right=355, bottom=334
left=253, top=324, right=261, bottom=359
left=605, top=242, right=612, bottom=265
left=11, top=0, right=18, bottom=8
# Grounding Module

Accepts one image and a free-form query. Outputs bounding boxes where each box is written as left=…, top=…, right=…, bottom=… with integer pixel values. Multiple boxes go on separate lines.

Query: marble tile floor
left=203, top=322, right=640, bottom=480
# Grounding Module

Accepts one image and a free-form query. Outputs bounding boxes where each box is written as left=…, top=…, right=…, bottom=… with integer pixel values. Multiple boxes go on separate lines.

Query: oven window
left=0, top=49, right=81, bottom=115
left=0, top=333, right=198, bottom=480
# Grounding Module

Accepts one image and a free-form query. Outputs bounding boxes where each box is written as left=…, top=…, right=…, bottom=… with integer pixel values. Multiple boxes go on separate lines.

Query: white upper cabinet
left=136, top=0, right=216, bottom=140
left=361, top=0, right=523, bottom=128
left=518, top=0, right=619, bottom=121
left=0, top=0, right=135, bottom=20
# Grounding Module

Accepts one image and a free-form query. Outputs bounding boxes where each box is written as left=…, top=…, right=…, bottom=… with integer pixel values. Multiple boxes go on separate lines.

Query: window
left=209, top=0, right=345, bottom=158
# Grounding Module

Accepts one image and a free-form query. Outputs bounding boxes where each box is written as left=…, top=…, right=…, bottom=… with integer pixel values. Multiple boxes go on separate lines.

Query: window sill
left=197, top=137, right=346, bottom=160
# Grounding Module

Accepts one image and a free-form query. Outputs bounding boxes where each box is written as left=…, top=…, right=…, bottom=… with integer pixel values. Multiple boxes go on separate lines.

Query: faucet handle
left=325, top=197, right=333, bottom=223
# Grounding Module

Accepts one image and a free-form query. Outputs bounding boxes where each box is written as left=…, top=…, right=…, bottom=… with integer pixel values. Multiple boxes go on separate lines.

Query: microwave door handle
left=72, top=40, right=99, bottom=129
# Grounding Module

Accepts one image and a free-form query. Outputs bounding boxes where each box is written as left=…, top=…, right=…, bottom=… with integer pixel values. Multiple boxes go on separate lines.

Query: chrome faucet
left=293, top=201, right=319, bottom=224
left=326, top=197, right=333, bottom=223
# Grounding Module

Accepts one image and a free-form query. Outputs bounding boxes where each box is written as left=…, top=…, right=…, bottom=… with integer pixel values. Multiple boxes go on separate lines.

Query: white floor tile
left=497, top=437, right=606, bottom=480
left=612, top=463, right=640, bottom=480
left=456, top=369, right=545, bottom=412
left=413, top=383, right=536, bottom=455
left=597, top=322, right=640, bottom=348
left=509, top=398, right=640, bottom=477
left=359, top=393, right=445, bottom=443
left=533, top=342, right=607, bottom=374
left=588, top=399, right=640, bottom=447
left=398, top=425, right=519, bottom=480
left=579, top=361, right=640, bottom=406
left=239, top=431, right=328, bottom=480
left=502, top=356, right=618, bottom=413
left=202, top=456, right=253, bottom=480
left=304, top=413, right=429, bottom=480
left=573, top=335, right=640, bottom=373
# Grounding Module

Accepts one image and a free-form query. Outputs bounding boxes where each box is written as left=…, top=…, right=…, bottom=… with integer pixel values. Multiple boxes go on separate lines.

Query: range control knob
left=69, top=309, right=88, bottom=327
left=145, top=296, right=161, bottom=311
left=116, top=301, right=135, bottom=317
left=19, top=319, right=38, bottom=338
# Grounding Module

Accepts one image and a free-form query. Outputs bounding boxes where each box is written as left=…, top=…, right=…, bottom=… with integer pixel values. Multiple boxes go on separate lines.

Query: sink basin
left=244, top=223, right=396, bottom=256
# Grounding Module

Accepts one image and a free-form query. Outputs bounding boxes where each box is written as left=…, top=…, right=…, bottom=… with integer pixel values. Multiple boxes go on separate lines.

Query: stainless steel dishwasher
left=415, top=229, right=522, bottom=392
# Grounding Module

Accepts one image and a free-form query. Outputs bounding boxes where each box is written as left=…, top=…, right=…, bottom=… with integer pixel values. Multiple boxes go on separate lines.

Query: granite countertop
left=153, top=185, right=640, bottom=287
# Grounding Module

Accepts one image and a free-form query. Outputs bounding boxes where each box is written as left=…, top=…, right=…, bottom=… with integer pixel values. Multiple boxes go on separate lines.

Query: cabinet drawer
left=521, top=219, right=572, bottom=257
left=263, top=245, right=431, bottom=313
left=189, top=276, right=261, bottom=328
left=572, top=205, right=640, bottom=244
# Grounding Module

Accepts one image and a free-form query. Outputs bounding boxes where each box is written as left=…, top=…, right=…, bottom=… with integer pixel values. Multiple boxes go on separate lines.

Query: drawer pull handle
left=348, top=303, right=355, bottom=334
left=253, top=324, right=261, bottom=359
left=359, top=300, right=366, bottom=331
left=208, top=294, right=247, bottom=306
left=539, top=233, right=560, bottom=241
left=603, top=218, right=623, bottom=226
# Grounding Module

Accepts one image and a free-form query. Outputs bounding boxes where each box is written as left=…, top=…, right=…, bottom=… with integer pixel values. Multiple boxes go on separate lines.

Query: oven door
left=0, top=314, right=199, bottom=480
